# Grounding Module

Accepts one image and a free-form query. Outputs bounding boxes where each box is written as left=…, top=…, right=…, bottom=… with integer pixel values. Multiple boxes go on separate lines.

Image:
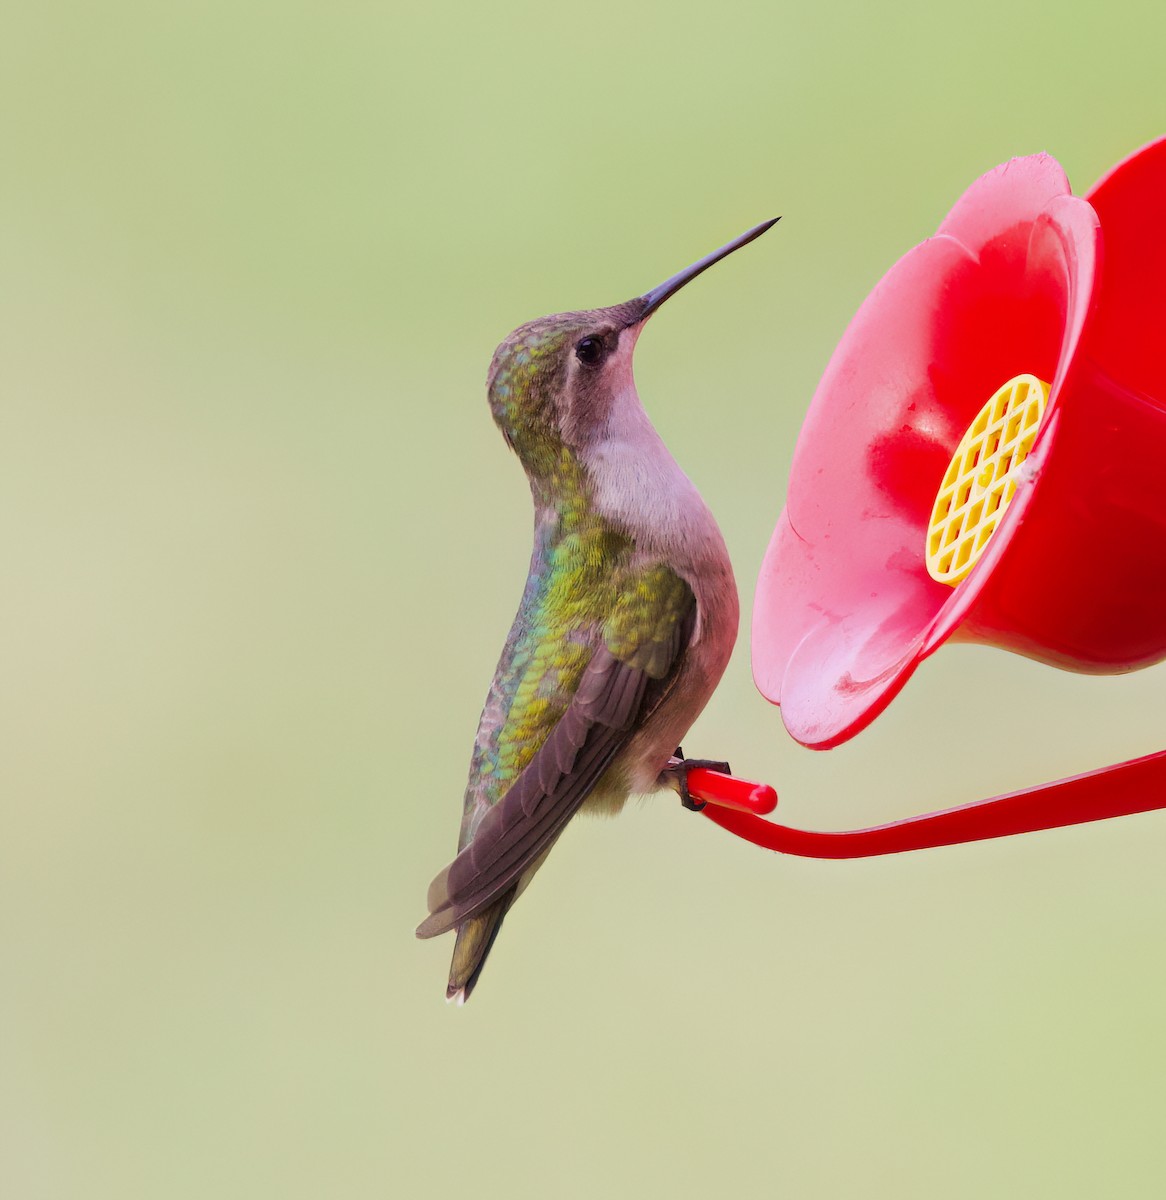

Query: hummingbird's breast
left=584, top=390, right=732, bottom=581
left=582, top=392, right=739, bottom=796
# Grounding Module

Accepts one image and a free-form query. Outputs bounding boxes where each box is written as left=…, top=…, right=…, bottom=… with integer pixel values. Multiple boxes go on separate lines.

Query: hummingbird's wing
left=416, top=566, right=693, bottom=940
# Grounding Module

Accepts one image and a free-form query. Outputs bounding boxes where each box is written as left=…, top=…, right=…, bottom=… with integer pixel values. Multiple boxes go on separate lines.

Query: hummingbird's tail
left=446, top=887, right=516, bottom=1005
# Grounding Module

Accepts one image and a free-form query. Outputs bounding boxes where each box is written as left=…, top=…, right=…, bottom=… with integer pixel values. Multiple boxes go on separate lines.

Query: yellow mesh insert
left=926, top=374, right=1050, bottom=585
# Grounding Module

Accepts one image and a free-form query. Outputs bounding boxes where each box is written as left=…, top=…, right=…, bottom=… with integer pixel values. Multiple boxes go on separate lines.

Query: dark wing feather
left=417, top=562, right=696, bottom=942
left=417, top=640, right=664, bottom=940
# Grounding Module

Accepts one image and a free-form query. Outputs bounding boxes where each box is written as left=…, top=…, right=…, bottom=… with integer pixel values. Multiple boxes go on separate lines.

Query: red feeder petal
left=754, top=139, right=1166, bottom=750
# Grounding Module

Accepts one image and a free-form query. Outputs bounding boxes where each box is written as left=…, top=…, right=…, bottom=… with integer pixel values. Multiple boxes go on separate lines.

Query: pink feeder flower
left=753, top=138, right=1166, bottom=749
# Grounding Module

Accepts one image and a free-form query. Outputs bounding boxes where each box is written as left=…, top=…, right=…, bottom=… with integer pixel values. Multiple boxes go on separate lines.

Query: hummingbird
left=415, top=218, right=778, bottom=1002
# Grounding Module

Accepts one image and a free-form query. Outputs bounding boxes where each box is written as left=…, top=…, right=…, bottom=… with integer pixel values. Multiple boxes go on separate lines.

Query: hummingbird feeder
left=683, top=136, right=1166, bottom=857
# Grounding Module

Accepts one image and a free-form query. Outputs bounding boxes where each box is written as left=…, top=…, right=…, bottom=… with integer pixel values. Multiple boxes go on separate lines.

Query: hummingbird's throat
left=925, top=373, right=1050, bottom=585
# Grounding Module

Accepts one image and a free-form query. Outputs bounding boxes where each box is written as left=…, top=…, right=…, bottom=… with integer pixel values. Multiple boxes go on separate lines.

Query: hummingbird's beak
left=631, top=216, right=780, bottom=325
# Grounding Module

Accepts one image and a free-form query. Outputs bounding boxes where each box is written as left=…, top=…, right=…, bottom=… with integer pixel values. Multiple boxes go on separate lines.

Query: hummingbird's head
left=485, top=304, right=642, bottom=472
left=486, top=218, right=779, bottom=480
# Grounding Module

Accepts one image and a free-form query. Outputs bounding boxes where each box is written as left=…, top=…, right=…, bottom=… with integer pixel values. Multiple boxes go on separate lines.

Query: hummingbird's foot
left=665, top=747, right=732, bottom=812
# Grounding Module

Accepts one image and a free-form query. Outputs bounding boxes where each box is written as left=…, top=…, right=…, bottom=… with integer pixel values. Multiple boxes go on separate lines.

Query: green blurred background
left=3, top=1, right=1166, bottom=1196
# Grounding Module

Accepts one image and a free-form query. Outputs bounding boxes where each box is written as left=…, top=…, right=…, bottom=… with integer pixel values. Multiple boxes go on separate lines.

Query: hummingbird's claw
left=666, top=747, right=732, bottom=812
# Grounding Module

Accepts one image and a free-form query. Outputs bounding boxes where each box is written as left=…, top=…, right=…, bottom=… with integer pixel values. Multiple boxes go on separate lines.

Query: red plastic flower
left=754, top=138, right=1166, bottom=749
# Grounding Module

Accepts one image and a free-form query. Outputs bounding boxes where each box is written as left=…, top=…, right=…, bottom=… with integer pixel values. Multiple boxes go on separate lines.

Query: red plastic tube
left=685, top=750, right=1166, bottom=858
left=684, top=766, right=777, bottom=815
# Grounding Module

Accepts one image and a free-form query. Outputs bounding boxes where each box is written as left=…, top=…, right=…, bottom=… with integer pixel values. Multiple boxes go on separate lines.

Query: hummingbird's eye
left=574, top=336, right=606, bottom=367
